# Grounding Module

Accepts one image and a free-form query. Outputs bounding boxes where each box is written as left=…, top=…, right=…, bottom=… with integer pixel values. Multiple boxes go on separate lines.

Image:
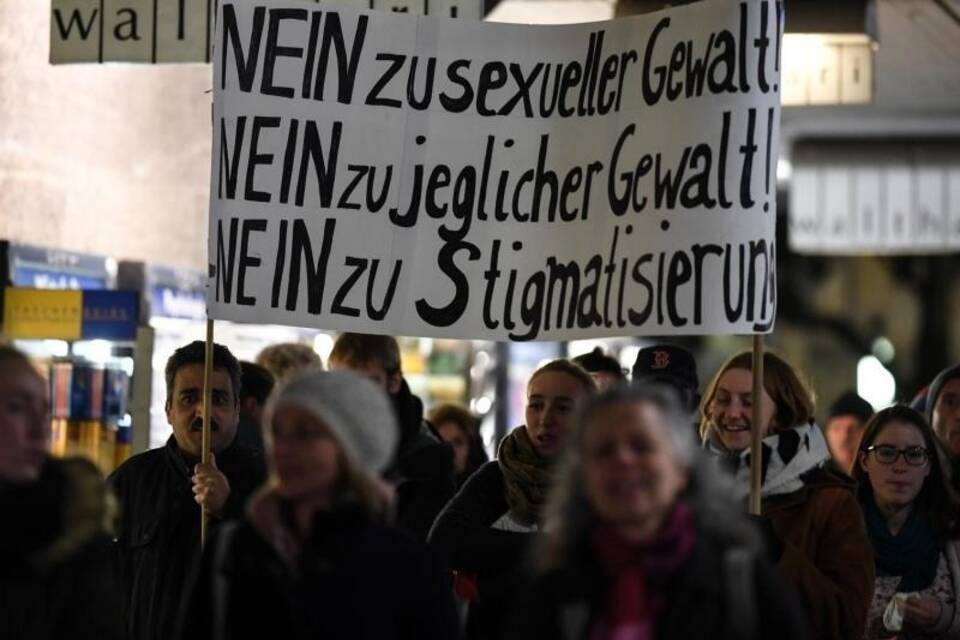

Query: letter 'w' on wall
left=207, top=0, right=784, bottom=342
left=49, top=0, right=483, bottom=64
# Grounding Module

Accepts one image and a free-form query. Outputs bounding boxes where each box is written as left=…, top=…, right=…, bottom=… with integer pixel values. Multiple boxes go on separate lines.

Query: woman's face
left=584, top=401, right=688, bottom=538
left=0, top=364, right=50, bottom=484
left=270, top=405, right=342, bottom=500
left=707, top=368, right=778, bottom=452
left=437, top=421, right=470, bottom=474
left=859, top=420, right=931, bottom=510
left=525, top=371, right=587, bottom=458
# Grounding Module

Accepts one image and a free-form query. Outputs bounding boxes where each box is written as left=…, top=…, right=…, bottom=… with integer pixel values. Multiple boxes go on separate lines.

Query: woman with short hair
left=700, top=351, right=875, bottom=640
left=511, top=385, right=808, bottom=640
left=854, top=405, right=960, bottom=639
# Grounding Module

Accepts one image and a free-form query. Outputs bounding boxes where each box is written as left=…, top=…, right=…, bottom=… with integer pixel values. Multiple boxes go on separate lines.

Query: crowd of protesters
left=4, top=334, right=960, bottom=640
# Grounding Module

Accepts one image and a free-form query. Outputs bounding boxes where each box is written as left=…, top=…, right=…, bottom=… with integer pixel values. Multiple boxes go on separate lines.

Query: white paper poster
left=208, top=0, right=783, bottom=340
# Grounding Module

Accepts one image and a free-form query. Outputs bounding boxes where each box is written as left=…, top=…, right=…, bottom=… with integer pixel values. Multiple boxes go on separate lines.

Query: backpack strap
left=724, top=547, right=757, bottom=640
left=212, top=522, right=239, bottom=640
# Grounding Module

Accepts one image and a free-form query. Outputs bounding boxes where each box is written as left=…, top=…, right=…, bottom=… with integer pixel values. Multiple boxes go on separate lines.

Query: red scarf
left=591, top=502, right=697, bottom=640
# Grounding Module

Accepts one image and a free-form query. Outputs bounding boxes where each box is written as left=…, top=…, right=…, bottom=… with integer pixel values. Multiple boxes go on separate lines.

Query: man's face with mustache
left=166, top=364, right=239, bottom=458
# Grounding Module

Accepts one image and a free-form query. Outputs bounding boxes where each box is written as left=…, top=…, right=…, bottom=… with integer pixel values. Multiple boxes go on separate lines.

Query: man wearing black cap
left=572, top=347, right=626, bottom=391
left=823, top=391, right=873, bottom=473
left=632, top=344, right=700, bottom=414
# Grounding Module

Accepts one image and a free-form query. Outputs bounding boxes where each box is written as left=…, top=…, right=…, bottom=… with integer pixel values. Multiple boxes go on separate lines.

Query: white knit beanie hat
left=265, top=369, right=399, bottom=475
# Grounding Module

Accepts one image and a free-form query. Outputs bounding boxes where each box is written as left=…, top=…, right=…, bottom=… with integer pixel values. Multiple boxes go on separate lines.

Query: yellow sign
left=2, top=288, right=83, bottom=339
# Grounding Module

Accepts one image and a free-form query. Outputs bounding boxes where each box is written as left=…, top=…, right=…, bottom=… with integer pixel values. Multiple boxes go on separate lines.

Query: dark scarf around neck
left=591, top=501, right=698, bottom=640
left=863, top=492, right=940, bottom=592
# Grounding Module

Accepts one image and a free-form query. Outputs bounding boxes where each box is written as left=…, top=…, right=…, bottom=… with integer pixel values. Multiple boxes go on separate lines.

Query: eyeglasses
left=863, top=445, right=930, bottom=466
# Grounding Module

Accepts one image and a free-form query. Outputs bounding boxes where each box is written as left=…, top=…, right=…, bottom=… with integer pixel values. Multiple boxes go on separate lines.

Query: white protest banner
left=208, top=0, right=783, bottom=341
left=789, top=141, right=960, bottom=255
left=49, top=0, right=479, bottom=64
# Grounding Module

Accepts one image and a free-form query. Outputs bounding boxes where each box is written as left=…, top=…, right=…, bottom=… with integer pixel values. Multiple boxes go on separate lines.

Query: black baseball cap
left=632, top=344, right=699, bottom=394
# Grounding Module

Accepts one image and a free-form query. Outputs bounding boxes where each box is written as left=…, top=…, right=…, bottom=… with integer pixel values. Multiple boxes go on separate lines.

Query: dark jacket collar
left=391, top=378, right=425, bottom=445
left=163, top=432, right=241, bottom=479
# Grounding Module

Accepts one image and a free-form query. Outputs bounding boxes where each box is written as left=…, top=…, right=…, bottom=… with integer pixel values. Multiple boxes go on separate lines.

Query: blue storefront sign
left=81, top=290, right=139, bottom=340
left=7, top=244, right=111, bottom=290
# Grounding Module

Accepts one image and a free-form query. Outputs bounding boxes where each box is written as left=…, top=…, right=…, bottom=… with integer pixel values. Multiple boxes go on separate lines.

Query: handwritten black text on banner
left=208, top=0, right=783, bottom=340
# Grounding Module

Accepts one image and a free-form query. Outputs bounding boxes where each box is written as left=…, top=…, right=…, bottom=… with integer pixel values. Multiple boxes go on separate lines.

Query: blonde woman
left=700, top=351, right=874, bottom=640
left=178, top=370, right=458, bottom=640
left=429, top=359, right=596, bottom=640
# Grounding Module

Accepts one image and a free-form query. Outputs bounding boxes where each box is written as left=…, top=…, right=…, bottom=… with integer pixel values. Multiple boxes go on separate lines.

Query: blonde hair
left=256, top=343, right=323, bottom=382
left=528, top=359, right=597, bottom=395
left=698, top=351, right=815, bottom=441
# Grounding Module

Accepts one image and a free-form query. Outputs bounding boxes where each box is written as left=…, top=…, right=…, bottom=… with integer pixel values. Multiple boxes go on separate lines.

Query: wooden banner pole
left=749, top=334, right=765, bottom=516
left=200, top=318, right=215, bottom=547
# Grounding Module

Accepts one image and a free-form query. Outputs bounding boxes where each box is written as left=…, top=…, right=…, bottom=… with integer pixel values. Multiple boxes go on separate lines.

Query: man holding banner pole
left=109, top=341, right=266, bottom=640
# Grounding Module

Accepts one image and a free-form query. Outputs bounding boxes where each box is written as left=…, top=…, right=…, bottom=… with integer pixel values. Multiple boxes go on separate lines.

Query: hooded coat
left=108, top=436, right=266, bottom=640
left=764, top=465, right=875, bottom=640
left=0, top=457, right=125, bottom=640
left=707, top=423, right=875, bottom=640
left=925, top=364, right=960, bottom=429
left=388, top=379, right=456, bottom=540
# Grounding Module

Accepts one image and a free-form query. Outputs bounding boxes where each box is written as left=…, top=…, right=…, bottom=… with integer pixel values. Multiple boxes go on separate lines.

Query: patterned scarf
left=498, top=426, right=552, bottom=527
left=591, top=502, right=698, bottom=640
left=706, top=421, right=831, bottom=502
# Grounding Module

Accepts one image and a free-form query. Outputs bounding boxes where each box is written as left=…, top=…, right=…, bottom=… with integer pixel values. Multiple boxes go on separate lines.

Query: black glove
left=747, top=514, right=783, bottom=563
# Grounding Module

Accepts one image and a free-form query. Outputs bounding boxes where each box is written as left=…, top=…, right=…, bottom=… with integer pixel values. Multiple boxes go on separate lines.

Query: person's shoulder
left=800, top=464, right=858, bottom=497
left=108, top=447, right=166, bottom=486
left=459, top=460, right=502, bottom=486
left=399, top=428, right=453, bottom=469
left=473, top=460, right=502, bottom=479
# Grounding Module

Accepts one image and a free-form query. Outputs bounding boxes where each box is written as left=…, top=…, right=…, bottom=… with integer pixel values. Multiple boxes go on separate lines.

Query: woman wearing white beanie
left=178, top=369, right=459, bottom=640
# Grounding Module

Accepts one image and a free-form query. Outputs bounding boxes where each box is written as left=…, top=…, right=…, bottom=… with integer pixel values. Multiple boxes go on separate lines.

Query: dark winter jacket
left=458, top=433, right=490, bottom=489
left=108, top=436, right=266, bottom=640
left=507, top=494, right=810, bottom=640
left=233, top=412, right=265, bottom=453
left=177, top=500, right=460, bottom=640
left=388, top=379, right=456, bottom=540
left=429, top=461, right=534, bottom=640
left=0, top=457, right=126, bottom=640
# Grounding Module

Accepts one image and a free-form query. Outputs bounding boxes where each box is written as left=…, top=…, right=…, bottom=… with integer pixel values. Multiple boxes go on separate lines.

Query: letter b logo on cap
left=653, top=350, right=670, bottom=370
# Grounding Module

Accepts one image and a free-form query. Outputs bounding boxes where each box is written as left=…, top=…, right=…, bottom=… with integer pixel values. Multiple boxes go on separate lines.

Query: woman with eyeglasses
left=853, top=405, right=960, bottom=639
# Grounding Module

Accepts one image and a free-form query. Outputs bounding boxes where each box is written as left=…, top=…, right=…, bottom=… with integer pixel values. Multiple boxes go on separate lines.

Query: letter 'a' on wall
left=207, top=0, right=783, bottom=342
left=49, top=0, right=483, bottom=64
